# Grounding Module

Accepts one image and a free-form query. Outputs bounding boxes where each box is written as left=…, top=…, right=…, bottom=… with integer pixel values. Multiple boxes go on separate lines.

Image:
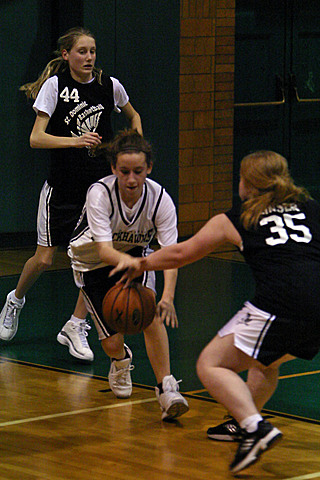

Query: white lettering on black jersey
left=226, top=199, right=320, bottom=320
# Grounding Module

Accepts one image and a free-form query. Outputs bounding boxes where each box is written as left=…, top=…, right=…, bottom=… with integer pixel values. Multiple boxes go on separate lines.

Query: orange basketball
left=102, top=282, right=156, bottom=335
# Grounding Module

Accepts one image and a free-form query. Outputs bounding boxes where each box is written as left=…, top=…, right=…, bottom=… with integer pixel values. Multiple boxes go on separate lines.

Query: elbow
left=132, top=113, right=142, bottom=133
left=29, top=133, right=37, bottom=149
left=135, top=112, right=141, bottom=123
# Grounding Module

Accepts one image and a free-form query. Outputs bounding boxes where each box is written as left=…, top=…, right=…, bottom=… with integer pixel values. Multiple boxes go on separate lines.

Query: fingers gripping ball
left=102, top=283, right=156, bottom=335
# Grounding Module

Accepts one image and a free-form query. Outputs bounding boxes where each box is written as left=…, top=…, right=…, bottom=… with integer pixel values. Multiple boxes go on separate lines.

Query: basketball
left=102, top=282, right=156, bottom=335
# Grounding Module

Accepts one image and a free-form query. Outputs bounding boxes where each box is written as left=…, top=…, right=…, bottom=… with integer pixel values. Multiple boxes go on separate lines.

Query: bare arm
left=121, top=102, right=143, bottom=135
left=95, top=241, right=141, bottom=269
left=156, top=268, right=178, bottom=328
left=110, top=213, right=242, bottom=284
left=140, top=214, right=242, bottom=271
left=30, top=112, right=102, bottom=149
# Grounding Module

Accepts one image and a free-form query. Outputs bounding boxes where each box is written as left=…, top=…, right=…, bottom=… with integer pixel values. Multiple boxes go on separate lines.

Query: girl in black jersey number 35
left=0, top=27, right=142, bottom=362
left=114, top=150, right=320, bottom=473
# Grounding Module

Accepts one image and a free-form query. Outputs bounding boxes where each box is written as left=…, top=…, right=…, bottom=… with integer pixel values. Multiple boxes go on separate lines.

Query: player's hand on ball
left=109, top=256, right=143, bottom=286
left=156, top=299, right=178, bottom=328
left=102, top=282, right=156, bottom=335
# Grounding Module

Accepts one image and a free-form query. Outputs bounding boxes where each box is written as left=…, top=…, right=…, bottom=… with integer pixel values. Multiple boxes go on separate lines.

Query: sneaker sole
left=230, top=428, right=283, bottom=473
left=207, top=433, right=240, bottom=442
left=57, top=332, right=94, bottom=362
left=0, top=312, right=19, bottom=342
left=162, top=401, right=189, bottom=421
left=0, top=325, right=18, bottom=341
left=110, top=389, right=132, bottom=399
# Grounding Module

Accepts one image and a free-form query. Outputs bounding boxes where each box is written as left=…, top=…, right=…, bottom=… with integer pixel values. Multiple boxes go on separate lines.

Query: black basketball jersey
left=48, top=70, right=114, bottom=202
left=226, top=199, right=320, bottom=321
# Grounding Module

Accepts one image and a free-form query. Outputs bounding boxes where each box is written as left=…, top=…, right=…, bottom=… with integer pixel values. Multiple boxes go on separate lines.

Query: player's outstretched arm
left=140, top=213, right=242, bottom=272
left=111, top=213, right=242, bottom=284
left=95, top=241, right=142, bottom=271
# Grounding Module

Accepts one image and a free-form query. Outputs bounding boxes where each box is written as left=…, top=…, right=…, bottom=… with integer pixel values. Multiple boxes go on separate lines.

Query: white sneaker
left=0, top=290, right=25, bottom=341
left=155, top=375, right=189, bottom=421
left=57, top=320, right=94, bottom=362
left=108, top=345, right=134, bottom=398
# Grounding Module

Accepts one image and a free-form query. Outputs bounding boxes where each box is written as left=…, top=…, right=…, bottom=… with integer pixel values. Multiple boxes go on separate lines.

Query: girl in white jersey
left=68, top=129, right=189, bottom=421
left=0, top=27, right=142, bottom=363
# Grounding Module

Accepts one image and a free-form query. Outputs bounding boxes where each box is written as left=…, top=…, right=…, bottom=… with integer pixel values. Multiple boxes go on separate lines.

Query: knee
left=31, top=250, right=54, bottom=272
left=143, top=315, right=162, bottom=334
left=196, top=350, right=208, bottom=382
left=35, top=257, right=53, bottom=272
left=101, top=334, right=124, bottom=358
left=196, top=343, right=222, bottom=382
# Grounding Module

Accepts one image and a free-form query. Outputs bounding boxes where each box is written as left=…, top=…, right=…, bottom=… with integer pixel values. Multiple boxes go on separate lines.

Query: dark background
left=0, top=0, right=180, bottom=246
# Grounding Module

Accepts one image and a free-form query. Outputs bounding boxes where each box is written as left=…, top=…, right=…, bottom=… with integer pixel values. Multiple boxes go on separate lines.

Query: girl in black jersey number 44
left=68, top=129, right=189, bottom=421
left=113, top=150, right=320, bottom=473
left=0, top=27, right=142, bottom=362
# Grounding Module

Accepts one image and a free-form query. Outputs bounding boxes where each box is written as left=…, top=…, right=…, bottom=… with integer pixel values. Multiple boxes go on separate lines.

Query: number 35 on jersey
left=260, top=213, right=312, bottom=246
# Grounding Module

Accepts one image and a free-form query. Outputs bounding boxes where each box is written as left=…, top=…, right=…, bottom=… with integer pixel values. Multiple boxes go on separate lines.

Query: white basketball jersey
left=68, top=175, right=177, bottom=272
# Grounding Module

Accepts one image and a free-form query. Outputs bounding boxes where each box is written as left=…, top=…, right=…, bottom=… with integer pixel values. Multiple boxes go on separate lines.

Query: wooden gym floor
left=0, top=247, right=319, bottom=479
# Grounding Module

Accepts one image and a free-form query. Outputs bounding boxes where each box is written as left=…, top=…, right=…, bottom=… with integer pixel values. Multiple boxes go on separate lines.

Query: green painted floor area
left=0, top=257, right=319, bottom=421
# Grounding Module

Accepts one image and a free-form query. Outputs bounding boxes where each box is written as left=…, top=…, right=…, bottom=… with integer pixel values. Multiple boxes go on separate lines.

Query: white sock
left=12, top=291, right=24, bottom=304
left=240, top=414, right=263, bottom=433
left=69, top=315, right=85, bottom=324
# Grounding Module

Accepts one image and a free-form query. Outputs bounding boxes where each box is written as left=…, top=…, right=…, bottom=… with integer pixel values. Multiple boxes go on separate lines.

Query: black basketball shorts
left=219, top=301, right=320, bottom=366
left=37, top=181, right=83, bottom=247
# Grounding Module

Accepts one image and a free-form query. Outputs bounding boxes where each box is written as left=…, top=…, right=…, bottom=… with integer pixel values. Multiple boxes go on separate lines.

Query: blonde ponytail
left=20, top=57, right=67, bottom=99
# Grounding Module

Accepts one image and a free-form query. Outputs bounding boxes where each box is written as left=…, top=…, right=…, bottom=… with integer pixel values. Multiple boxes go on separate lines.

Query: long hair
left=20, top=27, right=102, bottom=99
left=240, top=150, right=310, bottom=229
left=102, top=129, right=154, bottom=168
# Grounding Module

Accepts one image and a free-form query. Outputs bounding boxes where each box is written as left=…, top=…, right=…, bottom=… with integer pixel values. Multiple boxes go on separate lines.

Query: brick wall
left=179, top=0, right=235, bottom=237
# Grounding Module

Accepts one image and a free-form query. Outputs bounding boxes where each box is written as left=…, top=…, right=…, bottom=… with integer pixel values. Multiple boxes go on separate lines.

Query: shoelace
left=109, top=364, right=135, bottom=383
left=164, top=377, right=182, bottom=392
left=76, top=322, right=91, bottom=347
left=4, top=300, right=22, bottom=328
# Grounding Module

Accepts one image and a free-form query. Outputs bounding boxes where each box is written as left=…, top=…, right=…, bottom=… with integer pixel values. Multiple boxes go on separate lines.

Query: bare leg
left=247, top=365, right=279, bottom=412
left=196, top=334, right=261, bottom=423
left=143, top=315, right=189, bottom=420
left=72, top=290, right=88, bottom=319
left=143, top=316, right=170, bottom=384
left=197, top=333, right=295, bottom=423
left=101, top=332, right=126, bottom=359
left=15, top=245, right=58, bottom=299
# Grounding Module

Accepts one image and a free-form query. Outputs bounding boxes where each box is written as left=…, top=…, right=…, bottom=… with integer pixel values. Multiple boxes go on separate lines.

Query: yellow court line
left=189, top=370, right=320, bottom=387
left=186, top=369, right=320, bottom=394
left=185, top=388, right=207, bottom=395
left=284, top=473, right=320, bottom=480
left=0, top=397, right=157, bottom=428
left=279, top=370, right=320, bottom=380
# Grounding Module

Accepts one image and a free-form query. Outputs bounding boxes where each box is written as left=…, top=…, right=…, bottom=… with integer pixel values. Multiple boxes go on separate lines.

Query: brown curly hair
left=99, top=129, right=154, bottom=168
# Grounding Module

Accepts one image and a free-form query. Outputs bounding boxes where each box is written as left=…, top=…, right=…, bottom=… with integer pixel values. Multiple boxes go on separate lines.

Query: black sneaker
left=207, top=417, right=242, bottom=442
left=230, top=419, right=283, bottom=473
